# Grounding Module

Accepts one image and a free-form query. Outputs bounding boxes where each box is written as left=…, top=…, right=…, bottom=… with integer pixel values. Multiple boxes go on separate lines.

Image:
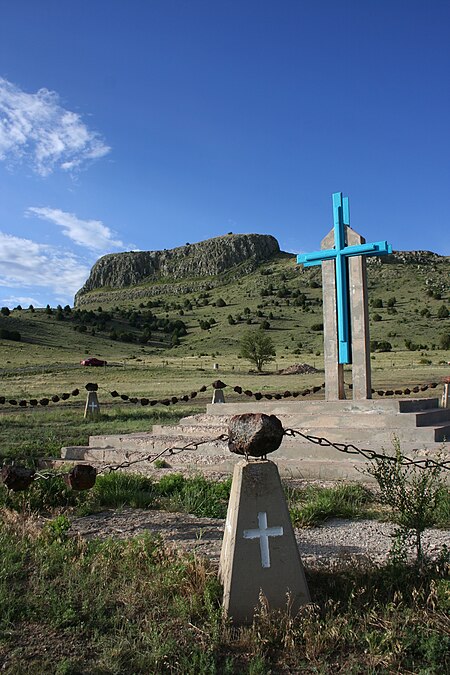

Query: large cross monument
left=297, top=193, right=392, bottom=400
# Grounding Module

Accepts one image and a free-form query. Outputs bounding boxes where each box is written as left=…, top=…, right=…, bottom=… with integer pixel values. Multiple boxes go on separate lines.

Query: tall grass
left=0, top=404, right=202, bottom=463
left=0, top=471, right=232, bottom=519
left=1, top=473, right=448, bottom=528
left=0, top=512, right=448, bottom=674
left=289, top=483, right=375, bottom=526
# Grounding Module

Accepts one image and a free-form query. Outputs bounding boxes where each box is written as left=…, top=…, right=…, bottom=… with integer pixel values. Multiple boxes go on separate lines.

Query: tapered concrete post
left=219, top=460, right=310, bottom=624
left=84, top=391, right=100, bottom=419
left=212, top=389, right=225, bottom=404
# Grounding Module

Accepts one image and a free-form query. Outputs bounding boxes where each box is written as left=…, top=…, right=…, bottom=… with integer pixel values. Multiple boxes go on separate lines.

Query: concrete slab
left=60, top=396, right=449, bottom=481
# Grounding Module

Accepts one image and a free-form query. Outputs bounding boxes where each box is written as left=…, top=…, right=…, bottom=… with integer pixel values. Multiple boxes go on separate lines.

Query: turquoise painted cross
left=297, top=193, right=392, bottom=364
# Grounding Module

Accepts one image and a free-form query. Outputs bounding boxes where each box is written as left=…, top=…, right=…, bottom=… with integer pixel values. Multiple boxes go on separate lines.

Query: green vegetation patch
left=0, top=513, right=448, bottom=674
left=0, top=471, right=233, bottom=520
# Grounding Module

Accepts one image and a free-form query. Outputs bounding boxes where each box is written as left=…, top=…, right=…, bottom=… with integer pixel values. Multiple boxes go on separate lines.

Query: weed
left=366, top=438, right=448, bottom=564
left=0, top=513, right=449, bottom=673
left=154, top=458, right=169, bottom=468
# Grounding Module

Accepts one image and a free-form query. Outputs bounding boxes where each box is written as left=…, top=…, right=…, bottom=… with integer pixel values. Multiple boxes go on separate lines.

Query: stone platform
left=60, top=397, right=450, bottom=481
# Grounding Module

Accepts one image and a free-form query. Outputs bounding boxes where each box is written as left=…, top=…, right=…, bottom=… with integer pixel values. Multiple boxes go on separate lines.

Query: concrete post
left=212, top=389, right=225, bottom=404
left=347, top=227, right=372, bottom=399
left=320, top=226, right=372, bottom=400
left=84, top=391, right=100, bottom=419
left=321, top=230, right=345, bottom=400
left=219, top=460, right=310, bottom=624
left=443, top=382, right=449, bottom=408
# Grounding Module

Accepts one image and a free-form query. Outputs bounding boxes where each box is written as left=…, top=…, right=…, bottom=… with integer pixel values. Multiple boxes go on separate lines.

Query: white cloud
left=0, top=77, right=110, bottom=176
left=0, top=232, right=90, bottom=299
left=2, top=295, right=42, bottom=308
left=26, top=206, right=127, bottom=252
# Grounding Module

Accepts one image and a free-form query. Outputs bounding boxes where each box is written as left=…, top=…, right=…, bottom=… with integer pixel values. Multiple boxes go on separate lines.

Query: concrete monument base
left=219, top=459, right=310, bottom=624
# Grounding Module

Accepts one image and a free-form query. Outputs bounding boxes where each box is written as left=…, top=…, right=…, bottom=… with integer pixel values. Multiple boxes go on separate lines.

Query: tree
left=437, top=304, right=449, bottom=319
left=439, top=332, right=450, bottom=350
left=1, top=307, right=10, bottom=316
left=240, top=329, right=276, bottom=372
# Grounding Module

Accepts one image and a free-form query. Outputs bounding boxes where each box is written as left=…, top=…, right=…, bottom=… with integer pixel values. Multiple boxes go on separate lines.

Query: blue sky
left=0, top=0, right=449, bottom=308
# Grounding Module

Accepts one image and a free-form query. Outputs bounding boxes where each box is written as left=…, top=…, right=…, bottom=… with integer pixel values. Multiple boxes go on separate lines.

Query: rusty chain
left=96, top=434, right=230, bottom=474
left=283, top=428, right=450, bottom=470
left=0, top=377, right=444, bottom=410
left=2, top=420, right=449, bottom=493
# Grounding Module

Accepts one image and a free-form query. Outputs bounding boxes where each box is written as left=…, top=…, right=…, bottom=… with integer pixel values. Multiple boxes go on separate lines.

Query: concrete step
left=434, top=425, right=450, bottom=442
left=153, top=409, right=450, bottom=436
left=60, top=395, right=449, bottom=482
left=398, top=398, right=440, bottom=412
left=415, top=409, right=450, bottom=426
left=206, top=397, right=441, bottom=417
left=85, top=409, right=450, bottom=454
left=61, top=434, right=450, bottom=481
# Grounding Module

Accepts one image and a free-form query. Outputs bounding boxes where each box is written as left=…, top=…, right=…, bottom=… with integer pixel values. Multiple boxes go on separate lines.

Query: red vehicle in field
left=80, top=357, right=107, bottom=367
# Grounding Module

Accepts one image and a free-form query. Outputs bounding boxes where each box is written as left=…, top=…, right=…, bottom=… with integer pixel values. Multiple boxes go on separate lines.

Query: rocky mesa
left=75, top=233, right=280, bottom=305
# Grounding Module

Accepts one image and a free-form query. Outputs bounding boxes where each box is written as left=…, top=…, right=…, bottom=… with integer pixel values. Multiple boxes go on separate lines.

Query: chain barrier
left=0, top=434, right=230, bottom=492
left=2, top=419, right=449, bottom=495
left=0, top=389, right=81, bottom=407
left=97, top=434, right=230, bottom=475
left=0, top=378, right=444, bottom=410
left=283, top=428, right=450, bottom=471
left=345, top=382, right=440, bottom=396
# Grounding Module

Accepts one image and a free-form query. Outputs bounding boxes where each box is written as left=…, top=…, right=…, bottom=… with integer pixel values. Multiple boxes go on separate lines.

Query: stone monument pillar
left=321, top=226, right=372, bottom=400
left=84, top=391, right=100, bottom=419
left=297, top=192, right=392, bottom=401
left=219, top=460, right=310, bottom=624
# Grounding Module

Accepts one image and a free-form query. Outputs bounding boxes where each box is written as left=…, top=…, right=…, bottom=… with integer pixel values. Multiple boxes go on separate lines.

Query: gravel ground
left=69, top=508, right=450, bottom=568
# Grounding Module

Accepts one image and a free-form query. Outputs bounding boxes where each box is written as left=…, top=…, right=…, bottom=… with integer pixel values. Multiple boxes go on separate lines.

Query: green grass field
left=0, top=251, right=449, bottom=674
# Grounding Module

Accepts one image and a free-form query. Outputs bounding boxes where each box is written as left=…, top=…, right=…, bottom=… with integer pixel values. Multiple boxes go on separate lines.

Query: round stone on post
left=1, top=465, right=35, bottom=491
left=212, top=378, right=226, bottom=404
left=64, top=464, right=97, bottom=490
left=228, top=413, right=284, bottom=459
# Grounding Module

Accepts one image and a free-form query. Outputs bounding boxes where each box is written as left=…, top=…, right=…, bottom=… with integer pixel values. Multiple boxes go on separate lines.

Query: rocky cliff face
left=75, top=233, right=280, bottom=305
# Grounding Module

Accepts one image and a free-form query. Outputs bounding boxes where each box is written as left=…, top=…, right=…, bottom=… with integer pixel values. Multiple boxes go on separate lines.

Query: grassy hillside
left=0, top=251, right=449, bottom=401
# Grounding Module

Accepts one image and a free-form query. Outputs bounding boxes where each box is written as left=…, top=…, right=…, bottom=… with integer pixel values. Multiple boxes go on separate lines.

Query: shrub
left=439, top=333, right=450, bottom=350
left=370, top=340, right=392, bottom=352
left=373, top=313, right=382, bottom=322
left=1, top=307, right=10, bottom=316
left=0, top=328, right=21, bottom=341
left=372, top=298, right=383, bottom=308
left=437, top=304, right=449, bottom=319
left=366, top=439, right=447, bottom=564
left=311, top=323, right=323, bottom=332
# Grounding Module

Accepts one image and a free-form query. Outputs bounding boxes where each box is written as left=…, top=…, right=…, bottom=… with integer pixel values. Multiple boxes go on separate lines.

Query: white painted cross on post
left=243, top=511, right=283, bottom=568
